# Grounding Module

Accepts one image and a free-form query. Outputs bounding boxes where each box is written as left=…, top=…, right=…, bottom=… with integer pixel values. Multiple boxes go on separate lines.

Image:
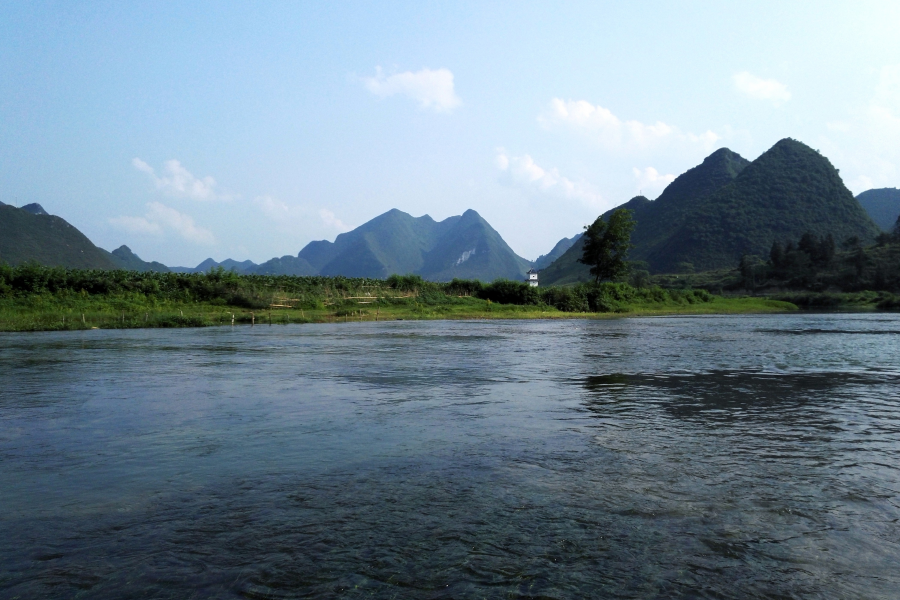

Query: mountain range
left=169, top=208, right=535, bottom=281
left=540, top=138, right=882, bottom=285
left=1, top=137, right=893, bottom=283
left=0, top=202, right=535, bottom=282
left=257, top=208, right=533, bottom=281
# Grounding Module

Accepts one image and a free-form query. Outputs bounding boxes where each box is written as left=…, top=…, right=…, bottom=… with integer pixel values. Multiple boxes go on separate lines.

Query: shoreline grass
left=0, top=265, right=809, bottom=333
left=0, top=263, right=814, bottom=332
left=0, top=295, right=797, bottom=333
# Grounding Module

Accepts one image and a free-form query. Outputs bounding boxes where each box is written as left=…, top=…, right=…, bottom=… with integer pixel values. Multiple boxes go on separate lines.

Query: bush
left=478, top=280, right=542, bottom=305
left=444, top=278, right=483, bottom=296
left=540, top=286, right=588, bottom=312
left=0, top=264, right=720, bottom=318
left=386, top=274, right=425, bottom=291
left=877, top=294, right=900, bottom=310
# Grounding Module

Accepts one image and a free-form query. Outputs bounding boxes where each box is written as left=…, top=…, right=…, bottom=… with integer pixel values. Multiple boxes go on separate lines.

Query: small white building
left=526, top=268, right=539, bottom=287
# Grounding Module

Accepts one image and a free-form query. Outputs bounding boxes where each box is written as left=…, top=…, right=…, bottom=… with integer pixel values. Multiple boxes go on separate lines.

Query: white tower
left=526, top=268, right=539, bottom=287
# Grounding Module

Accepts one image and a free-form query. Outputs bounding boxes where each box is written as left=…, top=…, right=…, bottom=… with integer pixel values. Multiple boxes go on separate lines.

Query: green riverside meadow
left=0, top=264, right=798, bottom=332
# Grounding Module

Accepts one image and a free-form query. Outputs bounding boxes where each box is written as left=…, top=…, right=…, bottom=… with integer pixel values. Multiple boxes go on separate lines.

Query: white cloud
left=732, top=72, right=791, bottom=104
left=632, top=167, right=676, bottom=198
left=132, top=158, right=227, bottom=201
left=108, top=214, right=162, bottom=235
left=254, top=195, right=302, bottom=223
left=538, top=98, right=719, bottom=152
left=110, top=202, right=215, bottom=245
left=319, top=208, right=351, bottom=232
left=254, top=196, right=351, bottom=233
left=496, top=149, right=603, bottom=209
left=362, top=67, right=461, bottom=112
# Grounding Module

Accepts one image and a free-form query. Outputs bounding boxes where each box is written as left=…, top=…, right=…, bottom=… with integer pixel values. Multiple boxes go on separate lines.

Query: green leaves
left=578, top=209, right=636, bottom=283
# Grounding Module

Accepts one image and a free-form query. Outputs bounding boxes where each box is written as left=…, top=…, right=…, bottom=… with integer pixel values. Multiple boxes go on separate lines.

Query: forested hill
left=856, top=188, right=900, bottom=231
left=646, top=139, right=880, bottom=272
left=541, top=139, right=881, bottom=283
left=541, top=147, right=751, bottom=284
left=0, top=203, right=118, bottom=269
left=633, top=148, right=751, bottom=258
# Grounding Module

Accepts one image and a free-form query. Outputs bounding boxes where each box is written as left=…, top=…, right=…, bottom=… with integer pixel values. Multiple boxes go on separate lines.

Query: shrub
left=386, top=274, right=425, bottom=291
left=478, top=280, right=542, bottom=305
left=444, top=278, right=483, bottom=296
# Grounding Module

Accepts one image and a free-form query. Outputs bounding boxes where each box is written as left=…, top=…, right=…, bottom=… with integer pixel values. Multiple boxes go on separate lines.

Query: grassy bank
left=769, top=290, right=900, bottom=310
left=0, top=264, right=796, bottom=332
left=0, top=294, right=796, bottom=332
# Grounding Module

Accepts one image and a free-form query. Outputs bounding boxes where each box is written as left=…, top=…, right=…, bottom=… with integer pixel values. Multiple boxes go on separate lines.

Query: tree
left=818, top=234, right=836, bottom=265
left=578, top=209, right=636, bottom=283
left=739, top=254, right=761, bottom=291
left=769, top=241, right=784, bottom=267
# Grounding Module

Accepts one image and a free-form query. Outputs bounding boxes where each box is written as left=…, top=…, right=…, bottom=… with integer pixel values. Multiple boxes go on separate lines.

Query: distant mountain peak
left=698, top=148, right=747, bottom=172
left=194, top=258, right=219, bottom=271
left=771, top=137, right=809, bottom=151
left=533, top=233, right=582, bottom=270
left=293, top=207, right=531, bottom=281
left=705, top=147, right=738, bottom=159
left=105, top=245, right=170, bottom=272
left=21, top=203, right=49, bottom=216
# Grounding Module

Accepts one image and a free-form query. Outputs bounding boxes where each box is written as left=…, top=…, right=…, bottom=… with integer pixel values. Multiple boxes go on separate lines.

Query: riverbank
left=0, top=295, right=796, bottom=332
left=0, top=265, right=801, bottom=332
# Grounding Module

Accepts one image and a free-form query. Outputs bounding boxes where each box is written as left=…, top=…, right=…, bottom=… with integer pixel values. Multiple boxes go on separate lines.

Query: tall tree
left=769, top=241, right=784, bottom=267
left=818, top=234, right=836, bottom=265
left=578, top=209, right=636, bottom=283
left=739, top=254, right=758, bottom=291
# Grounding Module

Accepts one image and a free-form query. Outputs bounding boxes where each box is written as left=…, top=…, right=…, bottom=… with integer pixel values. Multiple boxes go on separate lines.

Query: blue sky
left=2, top=1, right=899, bottom=266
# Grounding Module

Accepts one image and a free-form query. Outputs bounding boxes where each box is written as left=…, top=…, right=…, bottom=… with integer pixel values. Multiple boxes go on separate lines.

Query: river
left=1, top=314, right=899, bottom=598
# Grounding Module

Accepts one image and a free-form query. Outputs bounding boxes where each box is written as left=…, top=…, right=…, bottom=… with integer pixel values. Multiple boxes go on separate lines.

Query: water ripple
left=1, top=314, right=899, bottom=598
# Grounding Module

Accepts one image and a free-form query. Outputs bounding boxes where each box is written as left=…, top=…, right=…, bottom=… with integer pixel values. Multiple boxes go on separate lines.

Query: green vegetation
left=0, top=265, right=795, bottom=332
left=737, top=229, right=900, bottom=293
left=579, top=209, right=635, bottom=283
left=647, top=229, right=900, bottom=310
left=540, top=196, right=650, bottom=286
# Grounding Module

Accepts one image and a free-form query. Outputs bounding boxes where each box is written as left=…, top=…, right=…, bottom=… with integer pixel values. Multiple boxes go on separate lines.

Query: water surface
left=1, top=314, right=899, bottom=598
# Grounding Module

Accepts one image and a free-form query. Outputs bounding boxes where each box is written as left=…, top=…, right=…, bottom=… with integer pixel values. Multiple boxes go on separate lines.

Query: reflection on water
left=1, top=314, right=899, bottom=599
left=582, top=369, right=899, bottom=422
